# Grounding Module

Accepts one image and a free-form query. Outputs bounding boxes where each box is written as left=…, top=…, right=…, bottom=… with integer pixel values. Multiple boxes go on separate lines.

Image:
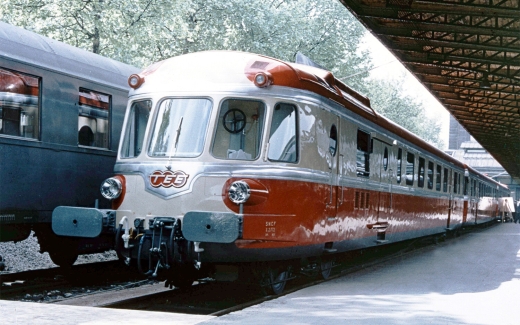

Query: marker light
left=254, top=72, right=272, bottom=88
left=100, top=177, right=123, bottom=200
left=228, top=180, right=251, bottom=204
left=128, top=74, right=145, bottom=89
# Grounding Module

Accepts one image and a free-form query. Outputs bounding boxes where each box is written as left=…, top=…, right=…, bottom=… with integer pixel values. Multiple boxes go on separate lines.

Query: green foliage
left=0, top=0, right=444, bottom=148
left=364, top=76, right=445, bottom=148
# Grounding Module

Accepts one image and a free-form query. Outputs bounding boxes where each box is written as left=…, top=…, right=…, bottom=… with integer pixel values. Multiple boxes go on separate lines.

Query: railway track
left=2, top=222, right=496, bottom=316
left=0, top=260, right=145, bottom=301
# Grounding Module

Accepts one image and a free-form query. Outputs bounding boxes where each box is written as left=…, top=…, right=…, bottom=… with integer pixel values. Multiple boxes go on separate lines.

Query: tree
left=0, top=0, right=370, bottom=71
left=363, top=75, right=445, bottom=148
left=0, top=0, right=443, bottom=148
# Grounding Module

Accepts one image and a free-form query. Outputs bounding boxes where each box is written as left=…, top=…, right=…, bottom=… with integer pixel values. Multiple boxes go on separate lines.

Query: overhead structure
left=339, top=0, right=520, bottom=183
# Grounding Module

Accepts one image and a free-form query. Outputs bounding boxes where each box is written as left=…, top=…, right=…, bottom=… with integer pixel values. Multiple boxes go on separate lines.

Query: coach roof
left=0, top=21, right=139, bottom=89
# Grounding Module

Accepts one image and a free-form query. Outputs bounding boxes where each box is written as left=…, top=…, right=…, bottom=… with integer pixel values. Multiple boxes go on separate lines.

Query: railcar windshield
left=120, top=99, right=152, bottom=158
left=148, top=98, right=212, bottom=158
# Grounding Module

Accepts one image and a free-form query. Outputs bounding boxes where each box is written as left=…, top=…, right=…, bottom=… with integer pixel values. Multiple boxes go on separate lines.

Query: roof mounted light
left=128, top=74, right=145, bottom=89
left=253, top=72, right=272, bottom=88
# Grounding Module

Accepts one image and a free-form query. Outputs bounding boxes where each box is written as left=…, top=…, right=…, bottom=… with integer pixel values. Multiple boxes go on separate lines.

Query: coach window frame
left=427, top=160, right=434, bottom=190
left=396, top=148, right=402, bottom=184
left=0, top=66, right=41, bottom=141
left=435, top=164, right=442, bottom=191
left=356, top=129, right=371, bottom=177
left=405, top=151, right=415, bottom=186
left=78, top=87, right=112, bottom=149
left=418, top=156, right=425, bottom=188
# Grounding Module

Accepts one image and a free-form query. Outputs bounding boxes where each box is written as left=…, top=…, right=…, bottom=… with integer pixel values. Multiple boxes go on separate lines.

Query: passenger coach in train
left=52, top=50, right=509, bottom=293
left=0, top=22, right=139, bottom=268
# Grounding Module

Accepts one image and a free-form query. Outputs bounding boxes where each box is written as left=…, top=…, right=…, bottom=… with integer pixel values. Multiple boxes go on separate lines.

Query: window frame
left=0, top=67, right=41, bottom=141
left=267, top=102, right=299, bottom=163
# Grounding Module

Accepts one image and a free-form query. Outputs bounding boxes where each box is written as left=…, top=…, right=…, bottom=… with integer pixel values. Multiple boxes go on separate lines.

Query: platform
left=2, top=222, right=520, bottom=324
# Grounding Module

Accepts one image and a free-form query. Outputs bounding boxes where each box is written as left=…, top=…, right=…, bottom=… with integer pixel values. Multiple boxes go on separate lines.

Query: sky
left=361, top=32, right=450, bottom=149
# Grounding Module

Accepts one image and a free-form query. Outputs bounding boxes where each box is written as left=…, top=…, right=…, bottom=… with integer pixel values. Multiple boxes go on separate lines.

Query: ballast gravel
left=0, top=231, right=117, bottom=274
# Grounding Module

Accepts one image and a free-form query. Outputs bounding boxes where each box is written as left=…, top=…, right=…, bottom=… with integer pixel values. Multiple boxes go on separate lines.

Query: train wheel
left=165, top=264, right=197, bottom=289
left=260, top=264, right=290, bottom=295
left=320, top=258, right=333, bottom=280
left=48, top=249, right=78, bottom=268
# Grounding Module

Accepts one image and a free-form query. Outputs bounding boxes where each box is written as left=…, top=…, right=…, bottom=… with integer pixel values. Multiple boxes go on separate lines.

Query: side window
left=427, top=161, right=434, bottom=190
left=213, top=99, right=266, bottom=160
left=383, top=147, right=388, bottom=171
left=396, top=148, right=402, bottom=183
left=443, top=167, right=448, bottom=192
left=120, top=100, right=151, bottom=158
left=418, top=157, right=425, bottom=188
left=267, top=103, right=297, bottom=162
left=436, top=165, right=442, bottom=191
left=78, top=88, right=111, bottom=148
left=0, top=67, right=39, bottom=139
left=406, top=152, right=415, bottom=186
left=356, top=130, right=371, bottom=177
left=329, top=124, right=337, bottom=157
left=454, top=172, right=459, bottom=194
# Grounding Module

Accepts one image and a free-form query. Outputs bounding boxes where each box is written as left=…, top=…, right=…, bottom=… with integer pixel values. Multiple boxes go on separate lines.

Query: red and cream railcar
left=52, top=51, right=509, bottom=293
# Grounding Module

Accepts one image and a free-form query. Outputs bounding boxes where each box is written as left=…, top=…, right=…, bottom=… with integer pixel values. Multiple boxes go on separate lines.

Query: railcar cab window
left=268, top=103, right=298, bottom=162
left=0, top=68, right=39, bottom=139
left=356, top=130, right=371, bottom=177
left=405, top=152, right=415, bottom=186
left=78, top=88, right=111, bottom=148
left=149, top=98, right=212, bottom=158
left=213, top=99, right=266, bottom=160
left=120, top=100, right=151, bottom=158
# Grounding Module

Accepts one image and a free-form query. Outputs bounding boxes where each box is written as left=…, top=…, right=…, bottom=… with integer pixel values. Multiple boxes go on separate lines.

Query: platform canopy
left=339, top=0, right=520, bottom=183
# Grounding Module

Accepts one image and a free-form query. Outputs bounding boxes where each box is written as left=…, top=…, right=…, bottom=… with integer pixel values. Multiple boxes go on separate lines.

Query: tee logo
left=149, top=170, right=189, bottom=188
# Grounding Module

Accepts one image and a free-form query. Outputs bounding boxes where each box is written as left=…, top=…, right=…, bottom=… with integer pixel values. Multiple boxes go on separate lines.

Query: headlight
left=100, top=177, right=122, bottom=200
left=228, top=180, right=250, bottom=204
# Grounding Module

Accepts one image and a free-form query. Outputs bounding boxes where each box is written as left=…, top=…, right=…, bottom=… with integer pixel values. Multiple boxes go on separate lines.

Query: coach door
left=371, top=135, right=393, bottom=241
left=323, top=114, right=340, bottom=222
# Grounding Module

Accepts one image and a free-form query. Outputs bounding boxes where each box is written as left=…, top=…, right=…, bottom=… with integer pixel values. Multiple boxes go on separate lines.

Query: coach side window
left=0, top=68, right=39, bottom=139
left=427, top=161, right=434, bottom=190
left=418, top=157, right=425, bottom=188
left=396, top=148, right=402, bottom=183
left=405, top=152, right=414, bottom=186
left=120, top=100, right=151, bottom=158
left=436, top=165, right=442, bottom=191
left=453, top=172, right=459, bottom=194
left=356, top=130, right=370, bottom=177
left=443, top=167, right=448, bottom=192
left=78, top=88, right=111, bottom=148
